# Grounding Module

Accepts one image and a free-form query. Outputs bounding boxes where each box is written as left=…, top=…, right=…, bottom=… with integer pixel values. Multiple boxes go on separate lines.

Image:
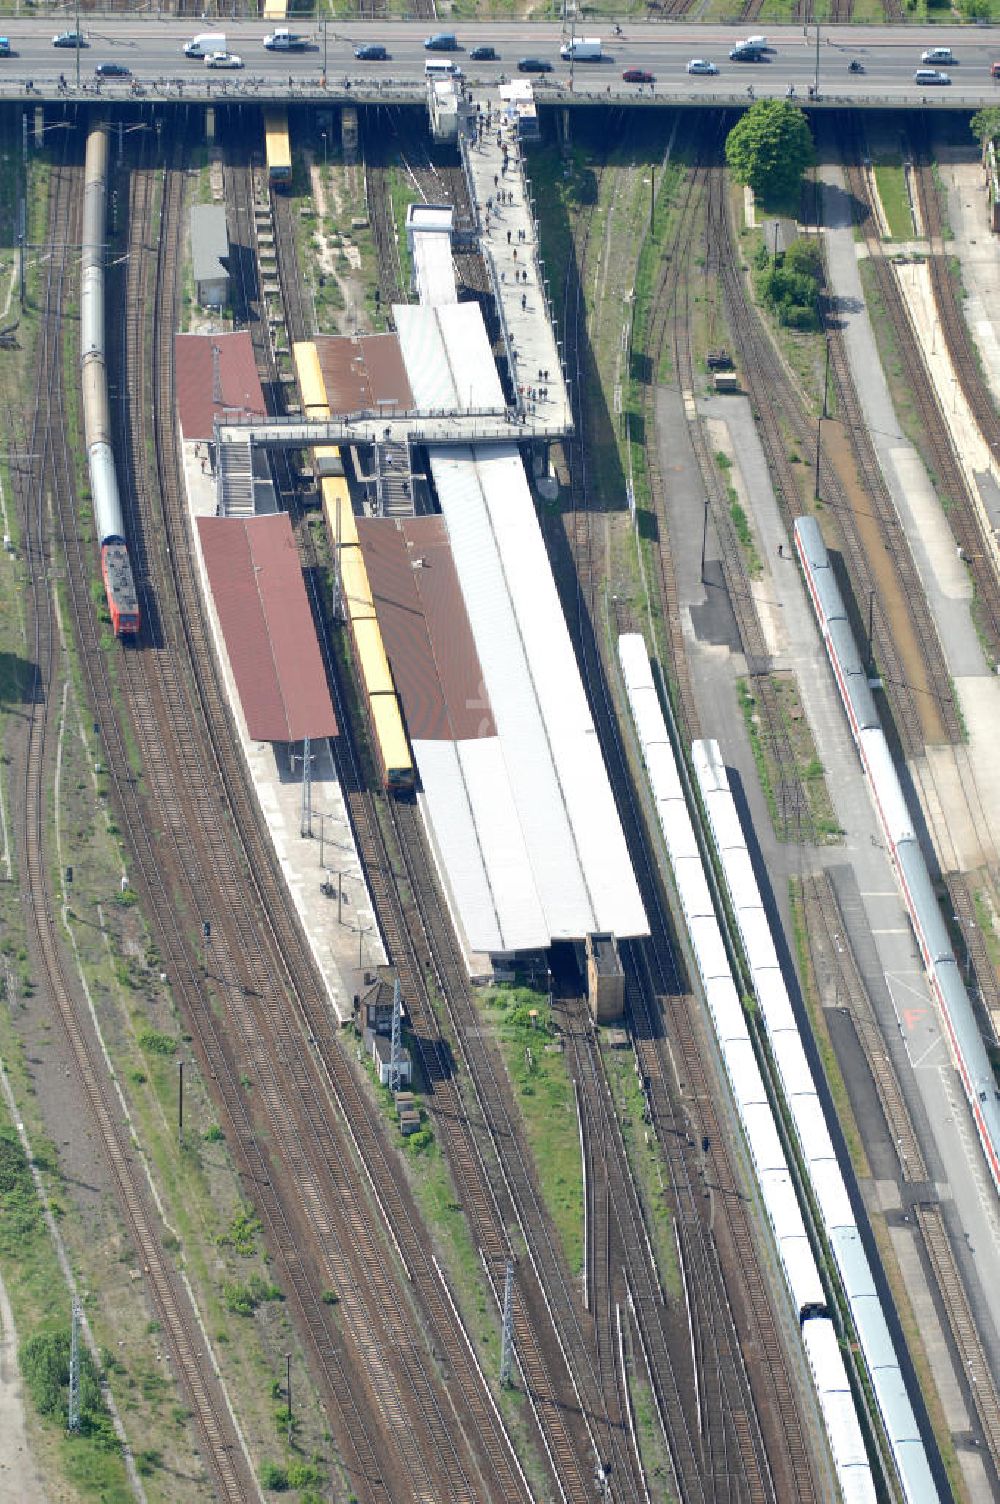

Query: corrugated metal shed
left=395, top=305, right=505, bottom=412
left=175, top=333, right=266, bottom=441
left=190, top=204, right=230, bottom=304
left=197, top=514, right=337, bottom=742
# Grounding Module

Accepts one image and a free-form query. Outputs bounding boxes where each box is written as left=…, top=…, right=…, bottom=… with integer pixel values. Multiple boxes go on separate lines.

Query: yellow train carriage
left=370, top=693, right=414, bottom=792
left=353, top=616, right=395, bottom=699
left=340, top=544, right=375, bottom=619
left=322, top=476, right=358, bottom=549
left=264, top=111, right=292, bottom=189
left=293, top=341, right=327, bottom=416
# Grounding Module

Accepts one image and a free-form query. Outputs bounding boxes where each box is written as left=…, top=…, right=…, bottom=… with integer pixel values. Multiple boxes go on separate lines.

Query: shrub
left=137, top=1028, right=177, bottom=1056
left=223, top=1275, right=283, bottom=1316
left=259, top=1459, right=289, bottom=1491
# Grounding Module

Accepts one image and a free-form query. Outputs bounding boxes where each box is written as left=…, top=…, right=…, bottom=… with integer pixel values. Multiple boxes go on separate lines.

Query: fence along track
left=19, top=152, right=255, bottom=1504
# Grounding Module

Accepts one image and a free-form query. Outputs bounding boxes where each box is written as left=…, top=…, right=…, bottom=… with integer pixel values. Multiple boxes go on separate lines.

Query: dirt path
left=0, top=1273, right=48, bottom=1504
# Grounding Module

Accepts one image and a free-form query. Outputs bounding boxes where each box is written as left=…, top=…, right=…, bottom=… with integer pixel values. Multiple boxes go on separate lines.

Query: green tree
left=726, top=101, right=815, bottom=205
left=971, top=106, right=1000, bottom=147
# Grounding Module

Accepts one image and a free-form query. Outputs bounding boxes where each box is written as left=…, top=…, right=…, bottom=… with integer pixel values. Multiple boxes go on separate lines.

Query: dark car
left=424, top=33, right=459, bottom=50
left=95, top=61, right=131, bottom=77
left=622, top=68, right=654, bottom=83
left=354, top=44, right=388, bottom=60
left=53, top=30, right=88, bottom=48
left=729, top=45, right=765, bottom=61
left=518, top=57, right=553, bottom=73
left=469, top=45, right=497, bottom=61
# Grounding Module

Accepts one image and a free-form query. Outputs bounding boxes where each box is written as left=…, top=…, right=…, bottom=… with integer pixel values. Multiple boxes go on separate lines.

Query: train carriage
left=264, top=110, right=292, bottom=188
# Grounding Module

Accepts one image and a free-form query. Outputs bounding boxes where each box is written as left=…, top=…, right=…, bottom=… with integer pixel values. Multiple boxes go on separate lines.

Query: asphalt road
left=5, top=19, right=1000, bottom=104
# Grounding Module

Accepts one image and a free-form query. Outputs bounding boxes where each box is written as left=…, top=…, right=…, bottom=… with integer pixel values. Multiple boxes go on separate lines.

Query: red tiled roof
left=198, top=514, right=337, bottom=742
left=175, top=333, right=267, bottom=442
left=357, top=516, right=493, bottom=741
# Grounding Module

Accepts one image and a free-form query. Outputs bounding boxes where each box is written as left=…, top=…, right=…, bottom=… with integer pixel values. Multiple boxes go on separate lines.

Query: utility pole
left=68, top=1300, right=81, bottom=1432
left=499, top=1259, right=515, bottom=1387
left=300, top=736, right=312, bottom=838
left=177, top=1060, right=184, bottom=1142
left=75, top=0, right=81, bottom=94
left=814, top=337, right=831, bottom=501
left=285, top=1353, right=292, bottom=1436
left=813, top=22, right=821, bottom=100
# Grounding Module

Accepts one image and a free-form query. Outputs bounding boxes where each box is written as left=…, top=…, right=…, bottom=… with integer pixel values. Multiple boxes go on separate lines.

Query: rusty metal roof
left=315, top=334, right=415, bottom=416
left=175, top=332, right=267, bottom=442
left=198, top=514, right=337, bottom=743
left=357, top=516, right=493, bottom=741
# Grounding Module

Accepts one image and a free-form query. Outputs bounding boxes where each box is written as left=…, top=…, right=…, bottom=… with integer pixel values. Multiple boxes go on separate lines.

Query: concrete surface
left=0, top=1274, right=47, bottom=1504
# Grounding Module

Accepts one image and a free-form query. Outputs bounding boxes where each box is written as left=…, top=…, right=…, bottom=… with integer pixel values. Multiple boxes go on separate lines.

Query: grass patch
left=480, top=986, right=583, bottom=1275
left=872, top=161, right=915, bottom=241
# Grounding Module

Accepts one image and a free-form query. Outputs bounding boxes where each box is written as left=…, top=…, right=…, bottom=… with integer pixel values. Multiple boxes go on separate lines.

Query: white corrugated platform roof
left=413, top=738, right=549, bottom=955
left=431, top=444, right=647, bottom=943
left=475, top=446, right=648, bottom=938
left=395, top=304, right=504, bottom=412
left=412, top=229, right=458, bottom=308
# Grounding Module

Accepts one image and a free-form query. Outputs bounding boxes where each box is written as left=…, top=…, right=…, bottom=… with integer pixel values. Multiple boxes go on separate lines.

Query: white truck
left=184, top=32, right=225, bottom=58
left=560, top=36, right=602, bottom=61
left=264, top=28, right=310, bottom=51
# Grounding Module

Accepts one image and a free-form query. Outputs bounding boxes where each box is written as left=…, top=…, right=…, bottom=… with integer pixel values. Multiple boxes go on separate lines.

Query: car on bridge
left=687, top=59, right=719, bottom=75
left=518, top=57, right=553, bottom=73
left=354, top=44, right=389, bottom=60
left=0, top=38, right=12, bottom=57
left=729, top=44, right=766, bottom=62
left=95, top=61, right=131, bottom=78
left=424, top=33, right=460, bottom=51
left=921, top=46, right=955, bottom=65
left=914, top=67, right=951, bottom=84
left=469, top=45, right=498, bottom=61
left=623, top=68, right=655, bottom=83
left=206, top=51, right=243, bottom=69
left=53, top=30, right=87, bottom=48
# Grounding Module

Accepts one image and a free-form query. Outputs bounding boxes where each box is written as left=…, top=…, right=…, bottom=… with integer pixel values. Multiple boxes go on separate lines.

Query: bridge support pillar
left=342, top=105, right=358, bottom=164
left=33, top=106, right=45, bottom=150
left=205, top=105, right=215, bottom=143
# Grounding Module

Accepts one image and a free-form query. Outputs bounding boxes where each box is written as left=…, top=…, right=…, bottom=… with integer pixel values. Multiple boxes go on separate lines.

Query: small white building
left=366, top=1028, right=412, bottom=1088
left=190, top=204, right=230, bottom=307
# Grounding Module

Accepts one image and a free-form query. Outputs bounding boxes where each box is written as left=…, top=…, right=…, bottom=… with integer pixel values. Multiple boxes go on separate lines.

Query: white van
left=184, top=32, right=225, bottom=58
left=914, top=67, right=950, bottom=84
left=425, top=58, right=462, bottom=78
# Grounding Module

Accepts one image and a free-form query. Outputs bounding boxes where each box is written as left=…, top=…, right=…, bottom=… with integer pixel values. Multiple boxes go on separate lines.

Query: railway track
left=549, top=126, right=814, bottom=1502
left=18, top=144, right=256, bottom=1504
left=797, top=872, right=929, bottom=1184
left=250, top=119, right=613, bottom=1500
left=708, top=138, right=960, bottom=761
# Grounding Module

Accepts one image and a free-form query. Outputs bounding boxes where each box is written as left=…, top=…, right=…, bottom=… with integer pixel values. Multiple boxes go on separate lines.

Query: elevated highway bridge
left=1, top=18, right=999, bottom=107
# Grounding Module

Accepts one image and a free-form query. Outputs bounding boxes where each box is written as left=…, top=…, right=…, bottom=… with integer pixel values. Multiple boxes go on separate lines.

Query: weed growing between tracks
left=872, top=159, right=916, bottom=241
left=480, top=985, right=584, bottom=1276
left=737, top=675, right=842, bottom=842
left=600, top=1036, right=682, bottom=1301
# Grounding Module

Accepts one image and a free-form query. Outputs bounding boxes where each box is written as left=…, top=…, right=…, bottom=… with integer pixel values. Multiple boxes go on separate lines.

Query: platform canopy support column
left=300, top=736, right=312, bottom=838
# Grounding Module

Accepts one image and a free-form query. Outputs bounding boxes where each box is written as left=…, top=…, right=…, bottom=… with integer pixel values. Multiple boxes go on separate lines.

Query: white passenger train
left=794, top=514, right=1000, bottom=1200
left=692, top=737, right=939, bottom=1504
left=617, top=632, right=884, bottom=1504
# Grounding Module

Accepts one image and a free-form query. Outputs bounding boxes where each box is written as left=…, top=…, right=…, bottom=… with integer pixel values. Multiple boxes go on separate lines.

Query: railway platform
left=460, top=109, right=572, bottom=434
left=181, top=444, right=387, bottom=1022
